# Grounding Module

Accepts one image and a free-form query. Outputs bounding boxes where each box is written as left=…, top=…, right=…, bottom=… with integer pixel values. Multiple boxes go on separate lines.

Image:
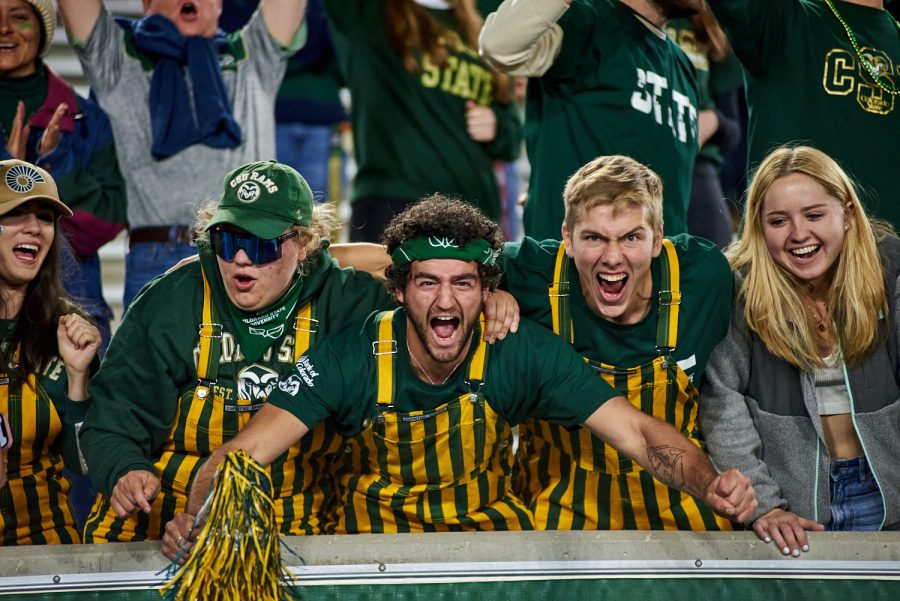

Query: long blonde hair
left=730, top=146, right=890, bottom=370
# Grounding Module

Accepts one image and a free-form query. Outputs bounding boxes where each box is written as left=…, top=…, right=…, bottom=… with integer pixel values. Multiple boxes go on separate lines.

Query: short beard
left=408, top=311, right=476, bottom=365
left=653, top=0, right=703, bottom=21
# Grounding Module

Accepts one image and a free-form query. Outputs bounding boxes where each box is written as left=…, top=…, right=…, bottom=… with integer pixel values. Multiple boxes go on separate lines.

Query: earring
left=844, top=224, right=850, bottom=231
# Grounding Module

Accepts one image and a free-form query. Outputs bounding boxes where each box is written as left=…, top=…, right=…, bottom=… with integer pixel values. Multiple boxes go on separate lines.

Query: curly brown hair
left=382, top=194, right=504, bottom=296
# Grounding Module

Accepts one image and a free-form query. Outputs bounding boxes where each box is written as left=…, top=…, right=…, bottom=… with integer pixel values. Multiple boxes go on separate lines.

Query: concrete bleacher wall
left=2, top=532, right=900, bottom=598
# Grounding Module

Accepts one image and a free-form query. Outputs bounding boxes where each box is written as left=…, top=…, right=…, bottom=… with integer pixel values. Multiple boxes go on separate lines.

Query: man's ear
left=395, top=288, right=405, bottom=305
left=561, top=222, right=575, bottom=258
left=651, top=226, right=664, bottom=258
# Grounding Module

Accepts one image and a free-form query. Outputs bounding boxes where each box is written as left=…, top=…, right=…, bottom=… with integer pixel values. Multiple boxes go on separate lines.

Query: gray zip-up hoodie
left=700, top=237, right=900, bottom=528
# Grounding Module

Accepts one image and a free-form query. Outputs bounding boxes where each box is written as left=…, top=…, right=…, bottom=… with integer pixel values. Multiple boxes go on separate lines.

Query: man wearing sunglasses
left=76, top=160, right=398, bottom=544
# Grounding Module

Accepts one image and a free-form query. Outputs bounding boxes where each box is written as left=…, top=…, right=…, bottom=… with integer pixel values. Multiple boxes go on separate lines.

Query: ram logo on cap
left=5, top=164, right=45, bottom=194
left=237, top=181, right=261, bottom=203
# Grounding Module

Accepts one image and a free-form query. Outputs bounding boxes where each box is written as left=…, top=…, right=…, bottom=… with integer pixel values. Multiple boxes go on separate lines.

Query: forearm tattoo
left=647, top=445, right=686, bottom=489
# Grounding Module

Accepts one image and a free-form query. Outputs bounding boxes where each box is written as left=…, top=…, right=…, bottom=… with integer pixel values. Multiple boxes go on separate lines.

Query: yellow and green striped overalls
left=326, top=310, right=532, bottom=533
left=83, top=274, right=344, bottom=542
left=1, top=352, right=80, bottom=545
left=515, top=239, right=734, bottom=531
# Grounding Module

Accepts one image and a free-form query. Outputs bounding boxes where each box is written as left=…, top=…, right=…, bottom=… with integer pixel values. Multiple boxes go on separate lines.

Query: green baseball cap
left=207, top=160, right=313, bottom=239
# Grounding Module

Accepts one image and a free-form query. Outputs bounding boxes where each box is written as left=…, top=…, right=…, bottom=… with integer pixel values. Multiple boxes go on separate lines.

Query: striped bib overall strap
left=373, top=310, right=489, bottom=410
left=549, top=239, right=681, bottom=350
left=196, top=272, right=319, bottom=386
left=0, top=347, right=78, bottom=544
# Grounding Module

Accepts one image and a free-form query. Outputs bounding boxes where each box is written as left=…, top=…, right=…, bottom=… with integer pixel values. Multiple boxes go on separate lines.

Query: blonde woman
left=700, top=146, right=900, bottom=558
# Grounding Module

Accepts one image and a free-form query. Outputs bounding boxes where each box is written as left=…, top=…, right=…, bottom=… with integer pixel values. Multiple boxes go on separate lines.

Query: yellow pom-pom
left=160, top=449, right=297, bottom=601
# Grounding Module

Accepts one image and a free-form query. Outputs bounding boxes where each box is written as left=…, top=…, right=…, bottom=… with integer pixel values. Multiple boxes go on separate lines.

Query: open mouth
left=596, top=272, right=627, bottom=299
left=234, top=274, right=255, bottom=290
left=790, top=244, right=821, bottom=260
left=430, top=315, right=460, bottom=345
left=13, top=244, right=38, bottom=262
left=181, top=2, right=198, bottom=16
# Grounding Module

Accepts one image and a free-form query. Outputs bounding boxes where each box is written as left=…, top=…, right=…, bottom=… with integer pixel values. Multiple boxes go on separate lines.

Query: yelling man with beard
left=479, top=0, right=703, bottom=241
left=162, top=195, right=756, bottom=554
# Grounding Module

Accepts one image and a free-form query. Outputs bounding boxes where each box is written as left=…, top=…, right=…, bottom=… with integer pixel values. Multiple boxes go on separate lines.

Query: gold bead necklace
left=822, top=0, right=900, bottom=96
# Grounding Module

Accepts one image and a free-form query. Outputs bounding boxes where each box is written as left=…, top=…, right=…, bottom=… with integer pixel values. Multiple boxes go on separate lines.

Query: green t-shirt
left=268, top=309, right=618, bottom=435
left=709, top=0, right=900, bottom=228
left=522, top=0, right=699, bottom=240
left=323, top=0, right=522, bottom=221
left=500, top=234, right=733, bottom=385
left=80, top=249, right=394, bottom=496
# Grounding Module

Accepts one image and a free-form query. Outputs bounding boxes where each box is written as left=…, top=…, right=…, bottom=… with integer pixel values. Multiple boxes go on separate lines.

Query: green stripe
left=364, top=477, right=385, bottom=533
left=390, top=483, right=412, bottom=533
left=453, top=479, right=469, bottom=528
left=543, top=424, right=570, bottom=529
left=47, top=468, right=75, bottom=542
left=158, top=452, right=187, bottom=502
left=667, top=486, right=693, bottom=530
left=396, top=419, right=416, bottom=487
left=446, top=401, right=465, bottom=486
left=21, top=473, right=47, bottom=544
left=639, top=470, right=665, bottom=530
left=595, top=472, right=612, bottom=530
left=570, top=466, right=587, bottom=530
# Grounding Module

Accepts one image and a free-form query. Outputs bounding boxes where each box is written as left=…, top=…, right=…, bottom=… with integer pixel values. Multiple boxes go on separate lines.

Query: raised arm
left=260, top=0, right=308, bottom=48
left=57, top=0, right=102, bottom=46
left=479, top=0, right=571, bottom=76
left=584, top=396, right=757, bottom=523
left=184, top=403, right=309, bottom=517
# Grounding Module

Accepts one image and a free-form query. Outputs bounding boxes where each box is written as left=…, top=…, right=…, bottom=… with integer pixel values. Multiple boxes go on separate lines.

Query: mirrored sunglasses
left=210, top=229, right=299, bottom=265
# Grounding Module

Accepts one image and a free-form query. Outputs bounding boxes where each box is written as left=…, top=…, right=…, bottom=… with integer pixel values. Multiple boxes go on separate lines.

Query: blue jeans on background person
left=276, top=122, right=333, bottom=203
left=124, top=240, right=196, bottom=311
left=826, top=456, right=884, bottom=531
left=60, top=249, right=113, bottom=528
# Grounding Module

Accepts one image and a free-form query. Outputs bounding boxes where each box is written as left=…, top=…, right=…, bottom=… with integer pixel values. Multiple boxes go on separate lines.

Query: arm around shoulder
left=479, top=0, right=571, bottom=76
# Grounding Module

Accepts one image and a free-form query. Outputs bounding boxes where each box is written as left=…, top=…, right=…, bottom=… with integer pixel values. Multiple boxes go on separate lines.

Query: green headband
left=391, top=237, right=497, bottom=266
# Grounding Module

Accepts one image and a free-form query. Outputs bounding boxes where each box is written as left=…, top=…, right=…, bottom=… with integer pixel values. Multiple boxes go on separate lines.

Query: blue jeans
left=124, top=241, right=196, bottom=311
left=276, top=122, right=333, bottom=202
left=826, top=456, right=884, bottom=531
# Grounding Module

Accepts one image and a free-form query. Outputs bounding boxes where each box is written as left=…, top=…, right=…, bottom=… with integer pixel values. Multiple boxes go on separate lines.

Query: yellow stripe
left=468, top=316, right=488, bottom=381
left=375, top=312, right=395, bottom=406
left=549, top=244, right=570, bottom=340
left=293, top=302, right=313, bottom=362
left=661, top=239, right=681, bottom=348
left=197, top=274, right=215, bottom=380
